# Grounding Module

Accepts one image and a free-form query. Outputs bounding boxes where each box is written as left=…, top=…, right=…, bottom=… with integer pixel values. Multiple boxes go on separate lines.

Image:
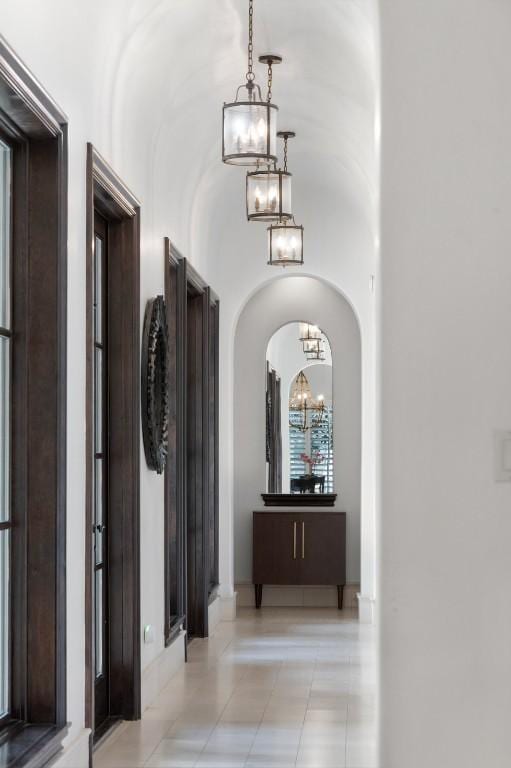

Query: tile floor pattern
left=95, top=608, right=378, bottom=768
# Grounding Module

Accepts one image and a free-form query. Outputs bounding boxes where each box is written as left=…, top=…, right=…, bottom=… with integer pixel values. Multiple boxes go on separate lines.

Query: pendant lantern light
left=303, top=337, right=321, bottom=354
left=306, top=341, right=326, bottom=361
left=299, top=324, right=321, bottom=346
left=267, top=219, right=304, bottom=267
left=222, top=0, right=281, bottom=166
left=299, top=324, right=326, bottom=361
left=265, top=131, right=304, bottom=265
left=246, top=131, right=294, bottom=222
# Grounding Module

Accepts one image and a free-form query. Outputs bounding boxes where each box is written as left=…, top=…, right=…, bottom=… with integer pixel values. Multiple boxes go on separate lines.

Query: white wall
left=1, top=0, right=379, bottom=754
left=380, top=1, right=511, bottom=765
left=305, top=365, right=333, bottom=406
left=234, top=276, right=361, bottom=584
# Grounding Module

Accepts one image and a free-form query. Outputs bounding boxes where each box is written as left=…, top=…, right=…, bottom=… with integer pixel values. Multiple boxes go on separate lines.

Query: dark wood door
left=86, top=146, right=141, bottom=734
left=253, top=513, right=302, bottom=585
left=297, top=513, right=346, bottom=585
left=186, top=288, right=209, bottom=638
left=93, top=212, right=110, bottom=732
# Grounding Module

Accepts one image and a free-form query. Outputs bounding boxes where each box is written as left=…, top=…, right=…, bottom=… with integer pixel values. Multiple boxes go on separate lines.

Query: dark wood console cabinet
left=252, top=511, right=346, bottom=609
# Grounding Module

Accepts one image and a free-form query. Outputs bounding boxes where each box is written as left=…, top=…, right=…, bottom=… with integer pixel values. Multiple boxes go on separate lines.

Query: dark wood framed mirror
left=265, top=321, right=336, bottom=507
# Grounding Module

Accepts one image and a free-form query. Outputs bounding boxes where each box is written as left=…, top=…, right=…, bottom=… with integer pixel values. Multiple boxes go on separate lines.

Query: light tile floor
left=95, top=608, right=378, bottom=768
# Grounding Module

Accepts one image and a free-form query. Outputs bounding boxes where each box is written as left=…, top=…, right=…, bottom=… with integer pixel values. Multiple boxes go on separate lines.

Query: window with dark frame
left=0, top=37, right=68, bottom=768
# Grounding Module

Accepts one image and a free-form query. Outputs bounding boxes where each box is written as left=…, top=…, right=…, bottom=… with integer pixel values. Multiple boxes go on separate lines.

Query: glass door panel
left=0, top=140, right=12, bottom=720
left=93, top=217, right=109, bottom=731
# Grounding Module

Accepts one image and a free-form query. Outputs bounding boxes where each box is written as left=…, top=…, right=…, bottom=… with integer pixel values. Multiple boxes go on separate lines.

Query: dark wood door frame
left=163, top=246, right=219, bottom=642
left=185, top=270, right=210, bottom=638
left=0, top=35, right=68, bottom=768
left=163, top=238, right=186, bottom=646
left=266, top=364, right=282, bottom=493
left=85, top=144, right=141, bottom=735
left=208, top=297, right=220, bottom=597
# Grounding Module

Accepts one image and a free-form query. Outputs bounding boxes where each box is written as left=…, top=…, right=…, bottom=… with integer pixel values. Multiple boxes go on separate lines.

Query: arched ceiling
left=2, top=0, right=379, bottom=324
left=105, top=0, right=379, bottom=319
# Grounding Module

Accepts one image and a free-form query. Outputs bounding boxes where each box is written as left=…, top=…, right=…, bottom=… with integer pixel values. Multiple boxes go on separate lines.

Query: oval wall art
left=141, top=295, right=170, bottom=474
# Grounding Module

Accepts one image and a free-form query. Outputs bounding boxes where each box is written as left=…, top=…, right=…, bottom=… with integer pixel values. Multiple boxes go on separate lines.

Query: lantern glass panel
left=303, top=338, right=320, bottom=353
left=247, top=170, right=291, bottom=220
left=268, top=224, right=303, bottom=265
left=299, top=322, right=310, bottom=340
left=223, top=100, right=277, bottom=165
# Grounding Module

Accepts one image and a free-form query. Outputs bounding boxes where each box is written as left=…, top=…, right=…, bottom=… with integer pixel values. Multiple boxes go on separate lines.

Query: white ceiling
left=107, top=0, right=379, bottom=320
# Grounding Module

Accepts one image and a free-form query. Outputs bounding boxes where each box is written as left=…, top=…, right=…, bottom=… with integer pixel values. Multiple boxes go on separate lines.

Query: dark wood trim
left=261, top=493, right=338, bottom=507
left=0, top=724, right=68, bottom=768
left=85, top=144, right=141, bottom=733
left=163, top=243, right=219, bottom=644
left=176, top=255, right=188, bottom=639
left=163, top=239, right=185, bottom=646
left=209, top=297, right=220, bottom=594
left=0, top=34, right=67, bottom=768
left=266, top=365, right=282, bottom=493
left=89, top=145, right=139, bottom=217
left=184, top=268, right=210, bottom=638
left=84, top=146, right=94, bottom=731
left=0, top=35, right=68, bottom=138
left=181, top=259, right=219, bottom=305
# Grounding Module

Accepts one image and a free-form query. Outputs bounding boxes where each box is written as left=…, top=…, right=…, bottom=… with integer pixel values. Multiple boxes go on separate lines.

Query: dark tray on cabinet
left=261, top=493, right=337, bottom=507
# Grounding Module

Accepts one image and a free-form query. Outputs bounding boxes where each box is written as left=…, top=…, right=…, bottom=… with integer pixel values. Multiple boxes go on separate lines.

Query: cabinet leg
left=254, top=584, right=263, bottom=609
left=337, top=585, right=344, bottom=610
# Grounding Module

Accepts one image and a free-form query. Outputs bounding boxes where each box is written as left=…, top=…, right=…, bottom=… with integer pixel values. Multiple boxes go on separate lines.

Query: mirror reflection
left=266, top=322, right=333, bottom=494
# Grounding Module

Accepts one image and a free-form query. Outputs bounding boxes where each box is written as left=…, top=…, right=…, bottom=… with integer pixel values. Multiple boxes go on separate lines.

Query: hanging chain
left=246, top=0, right=255, bottom=84
left=283, top=136, right=288, bottom=172
left=267, top=60, right=273, bottom=102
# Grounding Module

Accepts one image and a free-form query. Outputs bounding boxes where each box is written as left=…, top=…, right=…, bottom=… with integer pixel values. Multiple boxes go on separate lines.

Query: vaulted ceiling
left=107, top=0, right=379, bottom=320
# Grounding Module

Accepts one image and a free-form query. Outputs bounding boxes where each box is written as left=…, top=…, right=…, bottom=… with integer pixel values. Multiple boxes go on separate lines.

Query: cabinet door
left=297, top=513, right=346, bottom=585
left=253, top=513, right=301, bottom=584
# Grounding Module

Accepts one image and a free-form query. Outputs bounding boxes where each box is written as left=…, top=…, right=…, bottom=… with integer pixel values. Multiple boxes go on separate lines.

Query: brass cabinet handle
left=293, top=522, right=297, bottom=559
left=302, top=522, right=305, bottom=559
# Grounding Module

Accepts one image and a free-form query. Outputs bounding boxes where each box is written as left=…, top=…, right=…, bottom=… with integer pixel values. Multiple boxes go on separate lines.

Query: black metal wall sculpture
left=142, top=296, right=170, bottom=474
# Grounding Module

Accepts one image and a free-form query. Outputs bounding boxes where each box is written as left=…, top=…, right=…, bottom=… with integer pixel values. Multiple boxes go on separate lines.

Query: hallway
left=95, top=609, right=377, bottom=768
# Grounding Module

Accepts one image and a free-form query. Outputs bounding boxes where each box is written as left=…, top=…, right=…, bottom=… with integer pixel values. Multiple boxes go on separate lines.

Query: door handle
left=302, top=522, right=305, bottom=559
left=293, top=522, right=297, bottom=559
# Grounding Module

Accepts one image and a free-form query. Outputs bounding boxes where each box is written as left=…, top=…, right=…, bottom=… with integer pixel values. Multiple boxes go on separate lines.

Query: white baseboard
left=208, top=595, right=222, bottom=635
left=141, top=629, right=186, bottom=712
left=51, top=728, right=91, bottom=768
left=235, top=583, right=360, bottom=610
left=357, top=593, right=375, bottom=624
left=220, top=592, right=237, bottom=621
